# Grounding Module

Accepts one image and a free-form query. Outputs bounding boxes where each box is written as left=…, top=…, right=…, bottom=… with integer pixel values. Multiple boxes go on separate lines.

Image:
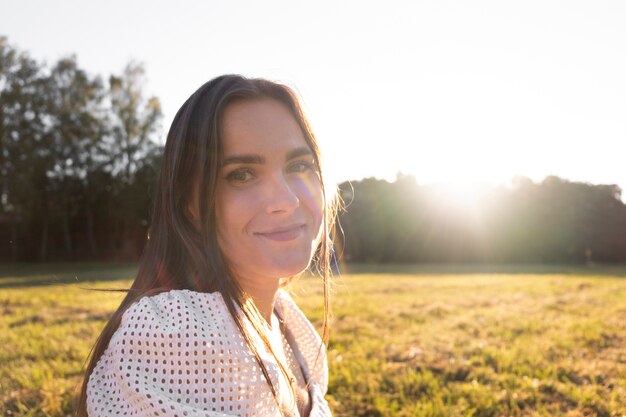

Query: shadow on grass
left=8, top=311, right=113, bottom=327
left=2, top=262, right=626, bottom=289
left=0, top=262, right=138, bottom=289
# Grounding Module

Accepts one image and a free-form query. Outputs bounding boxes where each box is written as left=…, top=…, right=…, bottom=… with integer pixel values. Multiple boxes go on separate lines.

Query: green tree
left=0, top=39, right=53, bottom=260
left=0, top=36, right=19, bottom=259
left=45, top=56, right=106, bottom=257
left=103, top=62, right=162, bottom=257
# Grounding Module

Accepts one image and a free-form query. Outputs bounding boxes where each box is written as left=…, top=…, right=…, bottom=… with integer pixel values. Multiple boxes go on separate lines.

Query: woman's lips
left=255, top=224, right=306, bottom=242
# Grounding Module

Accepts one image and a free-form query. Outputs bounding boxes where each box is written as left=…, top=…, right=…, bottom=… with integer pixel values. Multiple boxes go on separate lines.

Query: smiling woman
left=213, top=99, right=324, bottom=299
left=76, top=75, right=338, bottom=417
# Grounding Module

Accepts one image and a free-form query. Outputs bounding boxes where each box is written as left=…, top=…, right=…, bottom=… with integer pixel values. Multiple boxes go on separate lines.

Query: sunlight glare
left=429, top=181, right=486, bottom=211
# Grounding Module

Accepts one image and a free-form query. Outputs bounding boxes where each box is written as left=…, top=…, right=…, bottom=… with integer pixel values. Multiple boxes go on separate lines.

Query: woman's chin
left=263, top=256, right=312, bottom=280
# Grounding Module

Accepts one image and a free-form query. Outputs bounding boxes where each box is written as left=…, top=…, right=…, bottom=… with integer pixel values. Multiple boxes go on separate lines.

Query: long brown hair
left=75, top=75, right=338, bottom=416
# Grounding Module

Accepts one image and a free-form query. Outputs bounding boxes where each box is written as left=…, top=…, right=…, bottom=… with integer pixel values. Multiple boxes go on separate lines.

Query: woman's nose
left=265, top=173, right=300, bottom=214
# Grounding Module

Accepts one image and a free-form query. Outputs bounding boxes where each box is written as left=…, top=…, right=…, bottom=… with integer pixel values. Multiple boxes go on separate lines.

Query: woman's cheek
left=216, top=186, right=252, bottom=237
left=305, top=180, right=325, bottom=238
left=294, top=174, right=323, bottom=206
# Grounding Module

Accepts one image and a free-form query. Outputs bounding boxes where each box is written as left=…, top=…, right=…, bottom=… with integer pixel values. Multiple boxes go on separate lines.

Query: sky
left=1, top=0, right=625, bottom=198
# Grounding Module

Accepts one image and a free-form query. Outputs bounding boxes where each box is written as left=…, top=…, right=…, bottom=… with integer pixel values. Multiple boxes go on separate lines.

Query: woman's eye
left=226, top=168, right=254, bottom=183
left=289, top=160, right=315, bottom=173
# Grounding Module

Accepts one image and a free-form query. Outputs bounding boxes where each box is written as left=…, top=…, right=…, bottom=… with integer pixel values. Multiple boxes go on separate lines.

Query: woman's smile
left=254, top=223, right=307, bottom=241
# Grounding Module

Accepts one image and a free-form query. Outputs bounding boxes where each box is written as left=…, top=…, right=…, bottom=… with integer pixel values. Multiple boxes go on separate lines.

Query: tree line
left=2, top=37, right=625, bottom=264
left=337, top=174, right=626, bottom=264
left=0, top=36, right=162, bottom=261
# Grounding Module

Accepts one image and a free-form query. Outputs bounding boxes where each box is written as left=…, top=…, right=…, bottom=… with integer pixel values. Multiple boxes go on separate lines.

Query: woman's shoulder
left=120, top=289, right=231, bottom=333
left=105, top=289, right=241, bottom=364
left=88, top=289, right=278, bottom=416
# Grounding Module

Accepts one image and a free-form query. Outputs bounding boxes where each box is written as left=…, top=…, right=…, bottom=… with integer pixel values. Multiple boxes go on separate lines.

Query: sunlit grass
left=1, top=263, right=626, bottom=416
left=291, top=270, right=626, bottom=417
left=0, top=265, right=134, bottom=416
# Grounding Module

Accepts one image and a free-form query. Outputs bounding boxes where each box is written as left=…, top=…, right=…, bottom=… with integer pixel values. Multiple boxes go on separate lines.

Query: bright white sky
left=1, top=0, right=625, bottom=198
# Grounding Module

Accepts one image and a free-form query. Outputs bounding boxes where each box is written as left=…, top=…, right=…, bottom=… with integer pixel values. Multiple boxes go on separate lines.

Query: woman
left=76, top=75, right=338, bottom=417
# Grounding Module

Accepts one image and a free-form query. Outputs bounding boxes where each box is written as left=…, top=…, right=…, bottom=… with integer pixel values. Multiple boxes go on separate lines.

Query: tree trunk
left=39, top=220, right=48, bottom=261
left=116, top=216, right=128, bottom=260
left=63, top=210, right=73, bottom=259
left=86, top=203, right=98, bottom=257
left=11, top=221, right=18, bottom=261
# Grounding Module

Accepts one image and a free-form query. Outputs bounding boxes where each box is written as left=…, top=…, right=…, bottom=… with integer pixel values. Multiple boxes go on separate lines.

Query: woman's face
left=214, top=98, right=324, bottom=289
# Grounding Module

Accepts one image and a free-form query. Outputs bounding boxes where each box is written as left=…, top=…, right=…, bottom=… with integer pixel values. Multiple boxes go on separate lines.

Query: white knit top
left=87, top=289, right=332, bottom=417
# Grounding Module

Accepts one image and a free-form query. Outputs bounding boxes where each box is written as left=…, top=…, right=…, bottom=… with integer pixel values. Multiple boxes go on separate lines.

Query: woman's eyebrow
left=221, top=154, right=265, bottom=167
left=220, top=147, right=312, bottom=167
left=286, top=147, right=313, bottom=160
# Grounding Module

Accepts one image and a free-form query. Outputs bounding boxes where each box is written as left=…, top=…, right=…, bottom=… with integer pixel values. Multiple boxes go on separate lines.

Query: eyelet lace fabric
left=87, top=289, right=332, bottom=417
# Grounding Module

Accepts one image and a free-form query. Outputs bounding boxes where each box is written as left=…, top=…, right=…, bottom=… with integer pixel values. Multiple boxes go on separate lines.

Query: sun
left=428, top=181, right=487, bottom=211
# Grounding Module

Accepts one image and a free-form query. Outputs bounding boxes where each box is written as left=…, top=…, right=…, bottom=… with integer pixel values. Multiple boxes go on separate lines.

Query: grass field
left=1, top=263, right=626, bottom=416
